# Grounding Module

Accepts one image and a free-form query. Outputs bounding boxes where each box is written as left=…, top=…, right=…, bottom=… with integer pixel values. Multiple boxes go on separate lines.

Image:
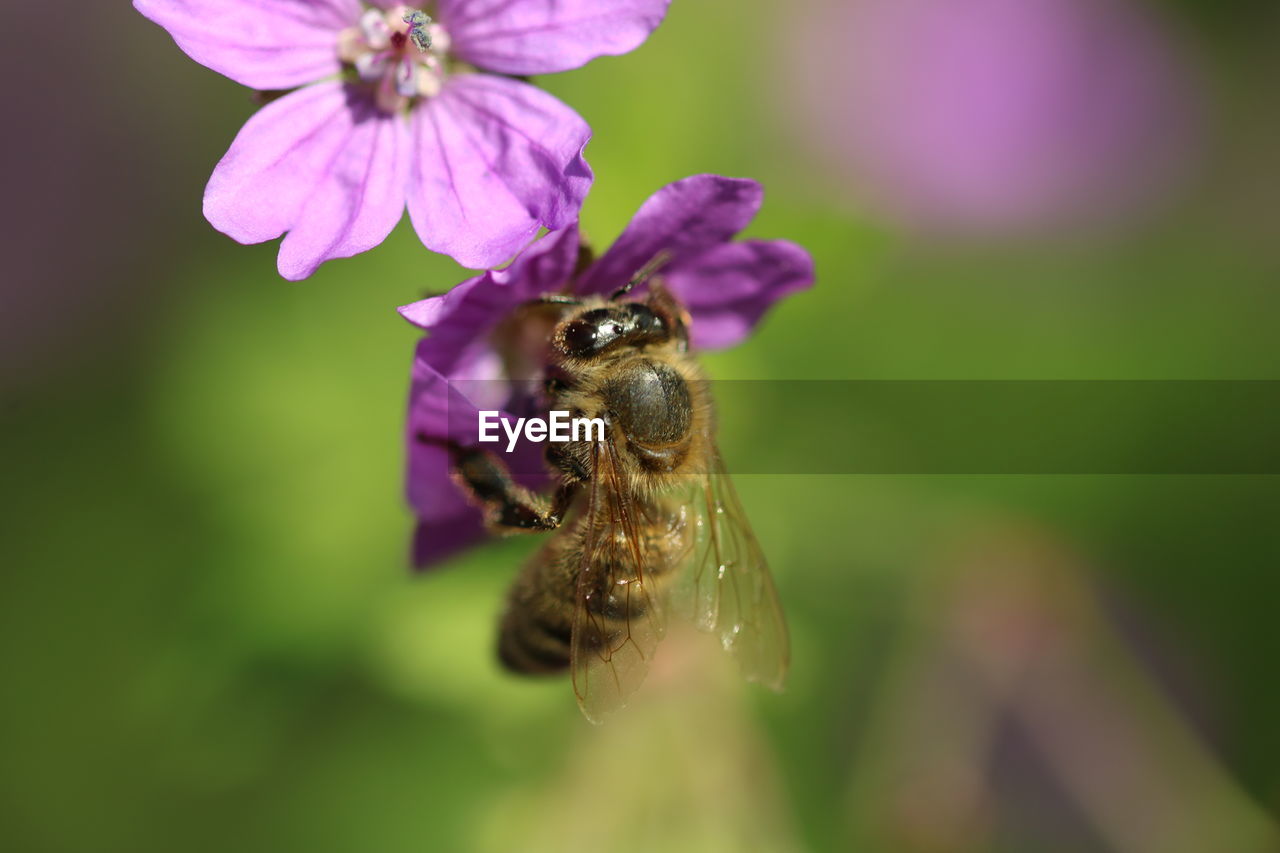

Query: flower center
left=338, top=6, right=451, bottom=113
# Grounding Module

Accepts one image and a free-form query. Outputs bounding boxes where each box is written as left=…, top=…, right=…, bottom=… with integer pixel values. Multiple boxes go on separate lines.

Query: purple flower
left=399, top=174, right=815, bottom=568
left=782, top=0, right=1199, bottom=235
left=134, top=0, right=670, bottom=279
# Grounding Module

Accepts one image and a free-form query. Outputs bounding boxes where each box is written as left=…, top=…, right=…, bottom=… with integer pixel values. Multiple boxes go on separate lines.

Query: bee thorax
left=601, top=358, right=693, bottom=448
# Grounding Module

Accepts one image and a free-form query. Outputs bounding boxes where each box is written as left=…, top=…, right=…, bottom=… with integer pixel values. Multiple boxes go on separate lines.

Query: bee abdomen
left=496, top=513, right=682, bottom=676
left=498, top=607, right=573, bottom=675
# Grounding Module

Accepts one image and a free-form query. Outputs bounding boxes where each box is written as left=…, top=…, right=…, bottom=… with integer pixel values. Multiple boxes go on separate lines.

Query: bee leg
left=452, top=447, right=577, bottom=532
left=546, top=440, right=592, bottom=484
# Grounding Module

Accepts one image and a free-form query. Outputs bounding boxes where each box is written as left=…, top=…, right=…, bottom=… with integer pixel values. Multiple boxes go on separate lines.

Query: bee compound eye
left=561, top=320, right=598, bottom=354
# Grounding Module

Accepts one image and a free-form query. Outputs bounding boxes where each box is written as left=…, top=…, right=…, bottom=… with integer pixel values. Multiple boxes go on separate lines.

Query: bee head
left=553, top=303, right=669, bottom=359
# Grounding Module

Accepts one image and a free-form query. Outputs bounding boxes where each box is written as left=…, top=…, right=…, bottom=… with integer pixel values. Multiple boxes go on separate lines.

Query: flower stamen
left=404, top=10, right=433, bottom=52
left=337, top=6, right=448, bottom=113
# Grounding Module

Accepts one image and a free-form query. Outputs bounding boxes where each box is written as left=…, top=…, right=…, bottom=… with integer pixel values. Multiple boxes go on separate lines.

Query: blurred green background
left=3, top=0, right=1280, bottom=851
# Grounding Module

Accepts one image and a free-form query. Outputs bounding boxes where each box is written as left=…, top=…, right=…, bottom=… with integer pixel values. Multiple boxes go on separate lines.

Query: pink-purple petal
left=406, top=75, right=592, bottom=270
left=406, top=357, right=488, bottom=507
left=398, top=227, right=579, bottom=333
left=399, top=227, right=579, bottom=372
left=402, top=274, right=514, bottom=380
left=406, top=430, right=472, bottom=517
left=440, top=0, right=670, bottom=75
left=133, top=0, right=359, bottom=90
left=665, top=240, right=815, bottom=350
left=405, top=358, right=504, bottom=536
left=576, top=175, right=763, bottom=295
left=204, top=83, right=354, bottom=244
left=405, top=344, right=551, bottom=568
left=411, top=513, right=487, bottom=570
left=503, top=226, right=582, bottom=300
left=278, top=105, right=410, bottom=279
left=203, top=82, right=409, bottom=280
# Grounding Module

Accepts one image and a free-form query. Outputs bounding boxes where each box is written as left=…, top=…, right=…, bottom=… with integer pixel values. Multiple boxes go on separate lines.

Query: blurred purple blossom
left=399, top=174, right=815, bottom=568
left=784, top=0, right=1201, bottom=235
left=134, top=0, right=670, bottom=279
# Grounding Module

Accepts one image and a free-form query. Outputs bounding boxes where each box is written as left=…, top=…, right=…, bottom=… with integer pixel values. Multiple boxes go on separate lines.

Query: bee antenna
left=531, top=294, right=582, bottom=306
left=610, top=251, right=672, bottom=301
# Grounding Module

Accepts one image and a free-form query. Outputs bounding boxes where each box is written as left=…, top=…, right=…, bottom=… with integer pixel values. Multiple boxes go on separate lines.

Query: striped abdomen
left=497, top=498, right=688, bottom=674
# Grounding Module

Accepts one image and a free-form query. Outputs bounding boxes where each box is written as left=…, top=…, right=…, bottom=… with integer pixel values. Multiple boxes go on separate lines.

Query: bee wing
left=570, top=436, right=672, bottom=724
left=680, top=449, right=790, bottom=690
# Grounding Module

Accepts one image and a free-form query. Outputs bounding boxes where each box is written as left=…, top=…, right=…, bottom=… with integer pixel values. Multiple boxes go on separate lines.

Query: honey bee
left=448, top=267, right=789, bottom=723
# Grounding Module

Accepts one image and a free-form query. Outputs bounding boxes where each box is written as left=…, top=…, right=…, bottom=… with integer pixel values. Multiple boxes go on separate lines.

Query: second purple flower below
left=399, top=174, right=815, bottom=568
